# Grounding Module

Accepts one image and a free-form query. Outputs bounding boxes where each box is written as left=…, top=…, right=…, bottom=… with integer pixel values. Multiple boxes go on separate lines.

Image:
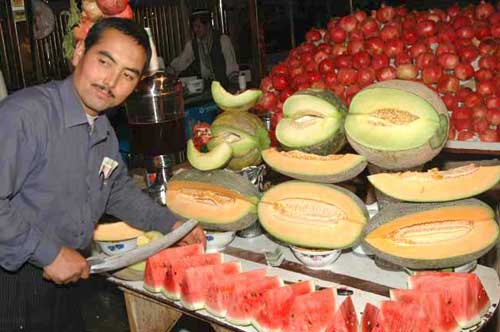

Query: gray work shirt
left=0, top=76, right=176, bottom=271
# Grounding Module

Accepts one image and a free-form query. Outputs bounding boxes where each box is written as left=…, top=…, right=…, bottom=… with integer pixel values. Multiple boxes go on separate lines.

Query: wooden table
left=109, top=233, right=500, bottom=332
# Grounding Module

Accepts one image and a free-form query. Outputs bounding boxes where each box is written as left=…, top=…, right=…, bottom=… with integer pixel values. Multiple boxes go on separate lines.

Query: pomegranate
left=436, top=42, right=456, bottom=56
left=458, top=46, right=479, bottom=62
left=271, top=74, right=289, bottom=91
left=352, top=51, right=371, bottom=70
left=437, top=53, right=459, bottom=70
left=422, top=65, right=443, bottom=84
left=339, top=15, right=358, bottom=32
left=437, top=75, right=460, bottom=93
left=486, top=109, right=500, bottom=125
left=313, top=50, right=329, bottom=64
left=454, top=63, right=474, bottom=80
left=410, top=42, right=429, bottom=59
left=376, top=67, right=397, bottom=81
left=456, top=26, right=475, bottom=40
left=492, top=23, right=500, bottom=38
left=365, top=37, right=385, bottom=55
left=349, top=30, right=365, bottom=41
left=475, top=68, right=494, bottom=82
left=376, top=5, right=396, bottom=23
left=353, top=10, right=367, bottom=22
left=305, top=29, right=322, bottom=43
left=478, top=38, right=497, bottom=55
left=329, top=27, right=346, bottom=43
left=395, top=52, right=412, bottom=65
left=384, top=39, right=404, bottom=58
left=416, top=52, right=436, bottom=69
left=478, top=55, right=497, bottom=70
left=475, top=1, right=495, bottom=21
left=475, top=23, right=492, bottom=40
left=457, top=87, right=474, bottom=102
left=396, top=64, right=418, bottom=80
left=485, top=96, right=500, bottom=109
left=357, top=68, right=376, bottom=87
left=82, top=0, right=104, bottom=21
left=457, top=129, right=474, bottom=140
left=473, top=105, right=488, bottom=119
left=257, top=92, right=278, bottom=110
left=331, top=44, right=347, bottom=56
left=360, top=18, right=379, bottom=37
left=448, top=4, right=460, bottom=18
left=335, top=55, right=352, bottom=69
left=402, top=29, right=418, bottom=44
left=324, top=72, right=337, bottom=87
left=453, top=107, right=473, bottom=121
left=464, top=93, right=483, bottom=108
left=337, top=68, right=358, bottom=85
left=442, top=94, right=458, bottom=110
left=416, top=20, right=437, bottom=37
left=380, top=26, right=400, bottom=41
left=307, top=71, right=322, bottom=83
left=347, top=40, right=365, bottom=55
left=96, top=0, right=128, bottom=16
left=372, top=54, right=390, bottom=71
left=318, top=59, right=335, bottom=75
left=479, top=129, right=499, bottom=142
left=473, top=118, right=490, bottom=133
left=477, top=80, right=495, bottom=96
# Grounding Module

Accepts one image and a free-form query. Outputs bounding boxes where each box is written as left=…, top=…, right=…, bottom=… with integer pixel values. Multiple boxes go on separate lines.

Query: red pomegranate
left=96, top=0, right=129, bottom=16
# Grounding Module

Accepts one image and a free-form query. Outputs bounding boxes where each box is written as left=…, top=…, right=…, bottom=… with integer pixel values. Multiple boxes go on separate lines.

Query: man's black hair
left=84, top=17, right=152, bottom=73
left=189, top=8, right=212, bottom=27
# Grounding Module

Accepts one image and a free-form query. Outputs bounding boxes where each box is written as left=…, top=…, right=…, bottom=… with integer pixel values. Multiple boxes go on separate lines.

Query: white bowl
left=205, top=231, right=236, bottom=253
left=290, top=245, right=341, bottom=269
left=97, top=237, right=138, bottom=256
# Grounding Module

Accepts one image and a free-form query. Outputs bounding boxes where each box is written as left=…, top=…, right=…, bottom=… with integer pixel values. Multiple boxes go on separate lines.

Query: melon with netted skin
left=345, top=80, right=449, bottom=170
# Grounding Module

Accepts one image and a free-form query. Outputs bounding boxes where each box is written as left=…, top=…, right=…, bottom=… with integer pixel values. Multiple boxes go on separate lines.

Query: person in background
left=169, top=8, right=239, bottom=90
left=0, top=17, right=205, bottom=332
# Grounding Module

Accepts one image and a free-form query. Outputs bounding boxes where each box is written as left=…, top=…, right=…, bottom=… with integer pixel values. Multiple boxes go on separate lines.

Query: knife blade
left=88, top=219, right=198, bottom=274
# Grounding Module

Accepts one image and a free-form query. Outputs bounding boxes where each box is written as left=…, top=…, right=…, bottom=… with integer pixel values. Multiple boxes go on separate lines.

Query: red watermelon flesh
left=390, top=289, right=459, bottom=332
left=361, top=303, right=380, bottom=332
left=180, top=261, right=242, bottom=310
left=408, top=272, right=489, bottom=328
left=326, top=296, right=358, bottom=332
left=225, top=276, right=284, bottom=326
left=143, top=244, right=204, bottom=293
left=161, top=253, right=222, bottom=300
left=282, top=288, right=337, bottom=332
left=205, top=269, right=267, bottom=317
left=378, top=301, right=432, bottom=332
left=252, top=280, right=315, bottom=332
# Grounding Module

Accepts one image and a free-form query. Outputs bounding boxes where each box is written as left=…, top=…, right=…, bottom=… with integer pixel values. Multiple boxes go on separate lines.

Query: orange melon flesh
left=258, top=181, right=367, bottom=249
left=365, top=206, right=498, bottom=261
left=167, top=181, right=256, bottom=225
left=368, top=164, right=500, bottom=202
left=93, top=221, right=145, bottom=241
left=262, top=148, right=367, bottom=183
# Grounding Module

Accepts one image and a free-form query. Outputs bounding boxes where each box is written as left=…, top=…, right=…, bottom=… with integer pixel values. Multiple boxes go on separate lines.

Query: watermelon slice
left=143, top=244, right=204, bottom=293
left=326, top=296, right=358, bottom=332
left=361, top=303, right=380, bottom=332
left=252, top=280, right=315, bottom=332
left=378, top=301, right=432, bottom=332
left=180, top=261, right=242, bottom=310
left=205, top=269, right=267, bottom=317
left=161, top=253, right=223, bottom=300
left=282, top=288, right=337, bottom=332
left=390, top=289, right=459, bottom=332
left=225, top=276, right=284, bottom=326
left=409, top=272, right=490, bottom=328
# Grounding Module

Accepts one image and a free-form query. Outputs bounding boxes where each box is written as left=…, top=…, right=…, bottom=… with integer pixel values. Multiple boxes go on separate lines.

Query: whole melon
left=345, top=80, right=449, bottom=170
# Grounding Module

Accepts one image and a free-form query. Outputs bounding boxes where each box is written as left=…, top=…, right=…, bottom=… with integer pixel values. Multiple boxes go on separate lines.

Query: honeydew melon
left=211, top=81, right=262, bottom=112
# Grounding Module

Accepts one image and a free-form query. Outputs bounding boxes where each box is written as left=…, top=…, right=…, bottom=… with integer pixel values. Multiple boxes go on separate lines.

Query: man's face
left=192, top=18, right=210, bottom=39
left=71, top=28, right=146, bottom=116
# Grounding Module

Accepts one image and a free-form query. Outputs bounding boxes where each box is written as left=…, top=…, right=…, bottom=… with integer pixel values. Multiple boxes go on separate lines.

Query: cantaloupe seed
left=272, top=198, right=347, bottom=221
left=399, top=164, right=479, bottom=181
left=283, top=150, right=344, bottom=161
left=389, top=220, right=473, bottom=245
left=177, top=189, right=235, bottom=206
left=369, top=109, right=419, bottom=126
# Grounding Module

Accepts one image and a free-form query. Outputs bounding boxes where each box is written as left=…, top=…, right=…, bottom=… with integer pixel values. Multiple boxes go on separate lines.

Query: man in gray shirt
left=0, top=18, right=205, bottom=331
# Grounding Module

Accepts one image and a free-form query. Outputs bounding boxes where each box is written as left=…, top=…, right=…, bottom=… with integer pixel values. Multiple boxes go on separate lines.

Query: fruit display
left=261, top=148, right=367, bottom=183
left=258, top=181, right=369, bottom=249
left=63, top=0, right=133, bottom=59
left=165, top=169, right=260, bottom=231
left=256, top=2, right=500, bottom=143
left=362, top=198, right=499, bottom=269
left=367, top=163, right=500, bottom=202
left=276, top=89, right=347, bottom=155
left=188, top=82, right=270, bottom=171
left=345, top=80, right=449, bottom=170
left=142, top=245, right=492, bottom=332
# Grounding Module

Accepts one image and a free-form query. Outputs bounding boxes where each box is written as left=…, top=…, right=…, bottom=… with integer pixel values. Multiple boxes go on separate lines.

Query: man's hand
left=172, top=221, right=206, bottom=248
left=42, top=247, right=90, bottom=284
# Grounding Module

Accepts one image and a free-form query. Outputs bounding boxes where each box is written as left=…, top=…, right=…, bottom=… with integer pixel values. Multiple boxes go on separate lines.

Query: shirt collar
left=60, top=75, right=88, bottom=128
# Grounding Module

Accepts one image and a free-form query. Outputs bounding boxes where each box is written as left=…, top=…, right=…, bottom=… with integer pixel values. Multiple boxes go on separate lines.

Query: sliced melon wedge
left=211, top=81, right=262, bottom=112
left=187, top=139, right=232, bottom=171
left=368, top=164, right=500, bottom=202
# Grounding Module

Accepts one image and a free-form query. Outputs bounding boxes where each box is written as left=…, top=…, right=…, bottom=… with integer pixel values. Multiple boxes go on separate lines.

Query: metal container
left=125, top=70, right=186, bottom=159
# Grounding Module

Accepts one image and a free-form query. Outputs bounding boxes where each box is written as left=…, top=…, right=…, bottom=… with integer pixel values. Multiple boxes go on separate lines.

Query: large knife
left=88, top=219, right=198, bottom=274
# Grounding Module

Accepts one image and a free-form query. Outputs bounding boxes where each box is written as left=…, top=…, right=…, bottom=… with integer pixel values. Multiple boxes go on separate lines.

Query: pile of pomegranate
left=73, top=0, right=133, bottom=42
left=256, top=2, right=500, bottom=143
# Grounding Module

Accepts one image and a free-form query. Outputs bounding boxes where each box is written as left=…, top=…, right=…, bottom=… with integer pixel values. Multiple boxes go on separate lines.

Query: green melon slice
left=227, top=147, right=262, bottom=170
left=211, top=81, right=262, bottom=112
left=207, top=127, right=258, bottom=157
left=187, top=139, right=232, bottom=171
left=276, top=89, right=347, bottom=155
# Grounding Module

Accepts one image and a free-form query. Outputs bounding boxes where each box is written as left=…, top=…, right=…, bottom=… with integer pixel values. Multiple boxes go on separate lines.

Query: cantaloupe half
left=363, top=199, right=499, bottom=269
left=93, top=222, right=145, bottom=241
left=166, top=169, right=260, bottom=231
left=368, top=164, right=500, bottom=202
left=345, top=80, right=449, bottom=170
left=262, top=148, right=367, bottom=183
left=258, top=181, right=368, bottom=249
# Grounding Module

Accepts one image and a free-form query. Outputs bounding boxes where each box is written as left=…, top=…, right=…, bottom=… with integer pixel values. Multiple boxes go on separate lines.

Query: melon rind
left=258, top=181, right=369, bottom=249
left=211, top=81, right=263, bottom=112
left=187, top=139, right=232, bottom=171
left=262, top=149, right=367, bottom=183
left=346, top=80, right=449, bottom=170
left=167, top=169, right=260, bottom=231
left=362, top=199, right=499, bottom=269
